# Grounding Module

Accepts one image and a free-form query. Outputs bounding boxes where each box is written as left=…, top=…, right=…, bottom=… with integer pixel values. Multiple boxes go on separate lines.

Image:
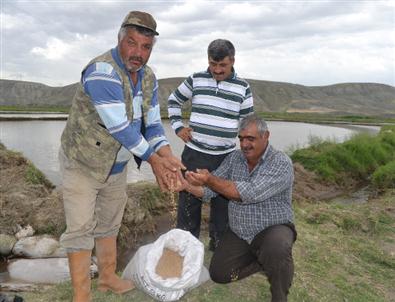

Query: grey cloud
left=2, top=0, right=394, bottom=86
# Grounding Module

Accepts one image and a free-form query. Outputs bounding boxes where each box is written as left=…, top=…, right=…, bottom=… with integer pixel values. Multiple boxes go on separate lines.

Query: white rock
left=8, top=258, right=98, bottom=284
left=0, top=234, right=17, bottom=256
left=15, top=225, right=35, bottom=240
left=12, top=235, right=66, bottom=258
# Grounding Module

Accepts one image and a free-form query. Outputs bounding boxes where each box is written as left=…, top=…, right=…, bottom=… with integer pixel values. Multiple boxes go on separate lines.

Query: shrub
left=372, top=160, right=395, bottom=189
left=291, top=127, right=395, bottom=189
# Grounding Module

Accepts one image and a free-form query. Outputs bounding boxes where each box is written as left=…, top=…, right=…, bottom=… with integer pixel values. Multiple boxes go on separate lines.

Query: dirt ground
left=0, top=144, right=349, bottom=256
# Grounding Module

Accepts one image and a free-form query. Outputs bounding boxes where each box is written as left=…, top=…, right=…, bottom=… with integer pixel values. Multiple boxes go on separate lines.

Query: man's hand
left=147, top=147, right=186, bottom=192
left=147, top=153, right=173, bottom=192
left=177, top=127, right=193, bottom=142
left=173, top=170, right=205, bottom=198
left=185, top=169, right=210, bottom=186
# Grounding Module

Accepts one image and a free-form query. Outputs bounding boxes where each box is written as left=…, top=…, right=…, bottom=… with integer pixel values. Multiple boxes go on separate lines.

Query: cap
left=121, top=11, right=159, bottom=36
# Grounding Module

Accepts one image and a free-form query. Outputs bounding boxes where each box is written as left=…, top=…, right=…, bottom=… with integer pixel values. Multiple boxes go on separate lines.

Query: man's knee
left=209, top=264, right=231, bottom=284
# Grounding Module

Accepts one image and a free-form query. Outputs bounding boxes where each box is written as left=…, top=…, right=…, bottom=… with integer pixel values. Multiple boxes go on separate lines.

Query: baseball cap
left=121, top=11, right=159, bottom=36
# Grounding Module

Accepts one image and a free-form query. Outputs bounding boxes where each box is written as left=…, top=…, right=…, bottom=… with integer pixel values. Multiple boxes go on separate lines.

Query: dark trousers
left=177, top=146, right=230, bottom=241
left=209, top=224, right=297, bottom=302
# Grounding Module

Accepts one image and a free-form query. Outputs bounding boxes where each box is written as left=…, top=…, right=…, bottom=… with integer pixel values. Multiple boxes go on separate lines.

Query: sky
left=1, top=0, right=394, bottom=87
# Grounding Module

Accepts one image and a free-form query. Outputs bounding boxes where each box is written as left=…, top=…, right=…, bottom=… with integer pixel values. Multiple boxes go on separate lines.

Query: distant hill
left=1, top=78, right=394, bottom=117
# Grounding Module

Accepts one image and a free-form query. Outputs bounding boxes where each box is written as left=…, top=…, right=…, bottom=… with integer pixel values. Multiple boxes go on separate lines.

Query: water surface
left=0, top=119, right=379, bottom=186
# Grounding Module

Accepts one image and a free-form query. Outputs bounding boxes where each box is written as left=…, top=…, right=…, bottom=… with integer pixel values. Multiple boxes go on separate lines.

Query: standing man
left=176, top=114, right=297, bottom=302
left=168, top=39, right=254, bottom=250
left=59, top=11, right=184, bottom=302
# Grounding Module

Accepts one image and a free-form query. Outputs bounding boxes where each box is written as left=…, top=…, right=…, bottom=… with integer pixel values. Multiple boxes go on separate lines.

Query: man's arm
left=167, top=75, right=194, bottom=142
left=186, top=169, right=241, bottom=201
left=240, top=82, right=254, bottom=118
left=83, top=63, right=184, bottom=191
left=83, top=62, right=154, bottom=161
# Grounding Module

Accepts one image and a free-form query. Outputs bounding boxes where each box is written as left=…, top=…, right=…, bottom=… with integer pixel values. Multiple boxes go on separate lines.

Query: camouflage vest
left=60, top=50, right=155, bottom=183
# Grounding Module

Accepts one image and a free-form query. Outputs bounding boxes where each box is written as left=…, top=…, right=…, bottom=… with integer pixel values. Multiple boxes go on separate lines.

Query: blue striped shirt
left=203, top=145, right=294, bottom=243
left=168, top=69, right=254, bottom=155
left=82, top=47, right=168, bottom=175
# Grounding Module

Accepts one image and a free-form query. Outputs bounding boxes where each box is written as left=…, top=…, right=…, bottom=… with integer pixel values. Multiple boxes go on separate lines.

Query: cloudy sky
left=1, top=0, right=394, bottom=87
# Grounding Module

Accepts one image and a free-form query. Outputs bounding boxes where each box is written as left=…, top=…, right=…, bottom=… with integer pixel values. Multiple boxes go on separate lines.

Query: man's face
left=208, top=56, right=234, bottom=81
left=118, top=28, right=154, bottom=73
left=238, top=123, right=269, bottom=164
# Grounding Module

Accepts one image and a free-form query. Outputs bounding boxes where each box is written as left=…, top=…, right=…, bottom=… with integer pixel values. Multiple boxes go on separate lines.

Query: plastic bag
left=122, top=229, right=210, bottom=301
left=8, top=258, right=97, bottom=284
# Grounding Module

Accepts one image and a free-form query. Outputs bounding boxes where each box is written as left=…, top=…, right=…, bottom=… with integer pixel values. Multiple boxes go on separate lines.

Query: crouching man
left=175, top=114, right=297, bottom=302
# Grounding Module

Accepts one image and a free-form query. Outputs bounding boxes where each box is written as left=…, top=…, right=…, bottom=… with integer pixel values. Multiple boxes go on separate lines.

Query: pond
left=0, top=119, right=379, bottom=186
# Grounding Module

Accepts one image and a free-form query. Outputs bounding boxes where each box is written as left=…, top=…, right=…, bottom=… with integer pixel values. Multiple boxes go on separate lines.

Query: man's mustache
left=128, top=56, right=143, bottom=63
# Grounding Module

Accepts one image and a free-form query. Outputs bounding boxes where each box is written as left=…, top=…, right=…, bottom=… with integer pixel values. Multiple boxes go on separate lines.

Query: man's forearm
left=206, top=174, right=241, bottom=201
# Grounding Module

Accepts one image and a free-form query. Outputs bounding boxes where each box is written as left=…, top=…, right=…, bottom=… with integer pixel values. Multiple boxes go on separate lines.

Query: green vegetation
left=0, top=105, right=69, bottom=113
left=261, top=112, right=395, bottom=125
left=3, top=106, right=395, bottom=125
left=372, top=160, right=395, bottom=189
left=20, top=191, right=395, bottom=302
left=291, top=125, right=395, bottom=188
left=25, top=163, right=54, bottom=188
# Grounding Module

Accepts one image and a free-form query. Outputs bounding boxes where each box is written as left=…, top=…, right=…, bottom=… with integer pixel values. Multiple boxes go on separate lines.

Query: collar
left=242, top=143, right=272, bottom=168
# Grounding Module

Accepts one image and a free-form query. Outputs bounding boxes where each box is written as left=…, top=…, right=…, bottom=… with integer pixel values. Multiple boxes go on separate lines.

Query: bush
left=372, top=160, right=395, bottom=189
left=291, top=127, right=395, bottom=188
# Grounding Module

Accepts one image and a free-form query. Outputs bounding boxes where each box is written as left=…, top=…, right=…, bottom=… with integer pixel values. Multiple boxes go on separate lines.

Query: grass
left=291, top=125, right=395, bottom=187
left=3, top=106, right=395, bottom=125
left=260, top=112, right=395, bottom=125
left=19, top=190, right=395, bottom=302
left=0, top=105, right=69, bottom=113
left=25, top=163, right=54, bottom=188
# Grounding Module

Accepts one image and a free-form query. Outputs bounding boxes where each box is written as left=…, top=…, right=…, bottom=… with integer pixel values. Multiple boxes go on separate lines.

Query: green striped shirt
left=168, top=69, right=254, bottom=155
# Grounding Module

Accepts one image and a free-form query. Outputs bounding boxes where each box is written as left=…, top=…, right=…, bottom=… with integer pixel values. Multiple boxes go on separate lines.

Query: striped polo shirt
left=168, top=69, right=254, bottom=155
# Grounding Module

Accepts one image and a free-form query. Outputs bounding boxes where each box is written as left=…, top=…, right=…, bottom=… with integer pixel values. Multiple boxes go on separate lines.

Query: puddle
left=330, top=186, right=372, bottom=205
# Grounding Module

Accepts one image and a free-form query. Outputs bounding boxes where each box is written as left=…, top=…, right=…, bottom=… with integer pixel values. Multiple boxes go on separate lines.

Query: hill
left=1, top=78, right=394, bottom=117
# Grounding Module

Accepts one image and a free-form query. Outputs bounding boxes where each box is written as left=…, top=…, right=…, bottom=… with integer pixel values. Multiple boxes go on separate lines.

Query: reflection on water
left=0, top=120, right=379, bottom=186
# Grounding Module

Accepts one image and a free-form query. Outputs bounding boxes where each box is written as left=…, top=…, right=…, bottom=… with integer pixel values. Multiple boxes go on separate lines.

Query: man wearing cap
left=59, top=11, right=184, bottom=301
left=167, top=39, right=254, bottom=251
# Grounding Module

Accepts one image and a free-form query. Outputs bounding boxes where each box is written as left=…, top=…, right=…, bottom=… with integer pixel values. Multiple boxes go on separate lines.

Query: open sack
left=122, top=228, right=210, bottom=301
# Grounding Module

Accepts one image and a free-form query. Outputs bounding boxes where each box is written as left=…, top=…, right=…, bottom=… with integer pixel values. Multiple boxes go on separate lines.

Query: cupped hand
left=185, top=168, right=210, bottom=186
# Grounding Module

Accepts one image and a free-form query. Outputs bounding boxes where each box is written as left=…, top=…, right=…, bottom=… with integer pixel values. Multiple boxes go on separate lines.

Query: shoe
left=95, top=236, right=134, bottom=294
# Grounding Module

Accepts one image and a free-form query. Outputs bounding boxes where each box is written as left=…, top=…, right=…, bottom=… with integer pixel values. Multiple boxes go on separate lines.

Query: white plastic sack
left=8, top=258, right=98, bottom=284
left=122, top=228, right=210, bottom=301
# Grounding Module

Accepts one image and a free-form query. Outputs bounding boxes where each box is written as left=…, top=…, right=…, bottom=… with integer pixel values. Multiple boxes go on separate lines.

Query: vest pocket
left=72, top=122, right=121, bottom=170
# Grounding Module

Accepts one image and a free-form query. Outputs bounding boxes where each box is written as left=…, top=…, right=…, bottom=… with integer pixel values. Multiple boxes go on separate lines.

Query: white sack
left=8, top=258, right=97, bottom=284
left=122, top=229, right=210, bottom=301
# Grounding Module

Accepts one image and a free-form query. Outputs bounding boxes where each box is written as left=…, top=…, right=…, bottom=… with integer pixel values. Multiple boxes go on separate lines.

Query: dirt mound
left=292, top=163, right=346, bottom=202
left=0, top=144, right=63, bottom=236
left=0, top=143, right=174, bottom=253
